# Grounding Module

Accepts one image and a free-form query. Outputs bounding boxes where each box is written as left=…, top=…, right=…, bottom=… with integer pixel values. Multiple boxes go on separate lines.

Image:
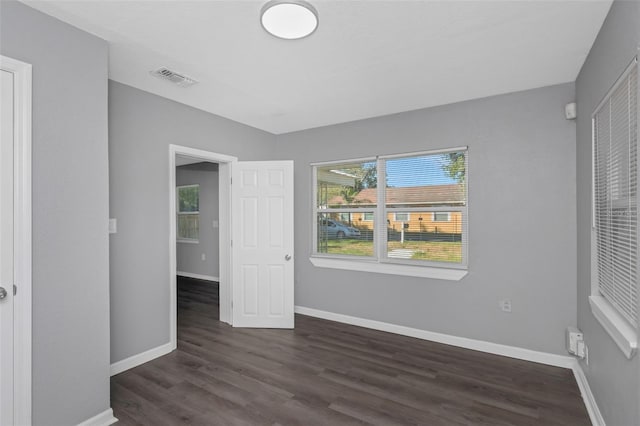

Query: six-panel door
left=232, top=161, right=294, bottom=328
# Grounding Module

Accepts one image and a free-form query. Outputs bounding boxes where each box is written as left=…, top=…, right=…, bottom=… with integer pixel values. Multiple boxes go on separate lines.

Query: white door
left=0, top=69, right=15, bottom=426
left=232, top=161, right=294, bottom=328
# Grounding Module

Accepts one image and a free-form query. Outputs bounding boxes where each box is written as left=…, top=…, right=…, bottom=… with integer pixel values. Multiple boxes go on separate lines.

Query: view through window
left=177, top=184, right=200, bottom=241
left=314, top=148, right=467, bottom=267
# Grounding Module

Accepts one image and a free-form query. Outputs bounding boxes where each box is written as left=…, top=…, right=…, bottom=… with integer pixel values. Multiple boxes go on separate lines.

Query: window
left=339, top=212, right=353, bottom=223
left=591, top=58, right=638, bottom=357
left=177, top=184, right=199, bottom=242
left=313, top=148, right=467, bottom=270
left=393, top=212, right=410, bottom=222
left=432, top=212, right=450, bottom=222
left=315, top=158, right=376, bottom=257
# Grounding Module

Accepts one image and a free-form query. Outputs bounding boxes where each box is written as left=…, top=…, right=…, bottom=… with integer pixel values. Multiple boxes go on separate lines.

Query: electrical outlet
left=201, top=253, right=206, bottom=261
left=577, top=340, right=586, bottom=359
left=499, top=299, right=512, bottom=313
left=566, top=327, right=583, bottom=354
left=584, top=344, right=589, bottom=365
left=108, top=218, right=117, bottom=234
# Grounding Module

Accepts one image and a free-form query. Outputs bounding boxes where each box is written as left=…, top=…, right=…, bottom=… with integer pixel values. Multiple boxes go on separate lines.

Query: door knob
left=0, top=287, right=7, bottom=300
left=285, top=254, right=292, bottom=261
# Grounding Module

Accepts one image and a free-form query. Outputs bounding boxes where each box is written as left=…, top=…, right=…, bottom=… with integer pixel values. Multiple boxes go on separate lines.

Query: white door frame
left=0, top=55, right=32, bottom=426
left=169, top=144, right=236, bottom=348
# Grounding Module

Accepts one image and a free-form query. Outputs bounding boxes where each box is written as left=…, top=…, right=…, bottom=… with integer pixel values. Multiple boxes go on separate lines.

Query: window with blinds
left=313, top=147, right=468, bottom=268
left=592, top=59, right=638, bottom=327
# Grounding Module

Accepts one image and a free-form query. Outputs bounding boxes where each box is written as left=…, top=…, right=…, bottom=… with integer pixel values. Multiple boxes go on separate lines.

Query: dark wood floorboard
left=111, top=277, right=590, bottom=425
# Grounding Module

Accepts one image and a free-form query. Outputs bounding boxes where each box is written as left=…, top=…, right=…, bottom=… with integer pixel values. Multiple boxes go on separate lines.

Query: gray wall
left=0, top=2, right=111, bottom=425
left=276, top=83, right=577, bottom=355
left=575, top=1, right=640, bottom=425
left=176, top=163, right=220, bottom=279
left=109, top=81, right=277, bottom=363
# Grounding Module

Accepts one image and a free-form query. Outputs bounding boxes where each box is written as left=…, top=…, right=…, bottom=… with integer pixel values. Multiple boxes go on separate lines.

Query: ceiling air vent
left=150, top=67, right=198, bottom=88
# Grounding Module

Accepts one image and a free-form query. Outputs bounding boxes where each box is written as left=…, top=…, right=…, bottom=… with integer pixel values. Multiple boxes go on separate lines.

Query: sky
left=385, top=154, right=457, bottom=187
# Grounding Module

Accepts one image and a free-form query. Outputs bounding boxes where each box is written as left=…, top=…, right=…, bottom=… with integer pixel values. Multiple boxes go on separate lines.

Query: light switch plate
left=109, top=218, right=117, bottom=234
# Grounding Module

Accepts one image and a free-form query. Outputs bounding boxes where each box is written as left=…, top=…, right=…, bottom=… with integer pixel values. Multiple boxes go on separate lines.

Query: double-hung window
left=177, top=184, right=200, bottom=242
left=312, top=147, right=468, bottom=276
left=591, top=57, right=638, bottom=358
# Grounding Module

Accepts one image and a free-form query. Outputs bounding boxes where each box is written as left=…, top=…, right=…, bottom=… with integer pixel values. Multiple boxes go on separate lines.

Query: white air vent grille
left=150, top=67, right=198, bottom=88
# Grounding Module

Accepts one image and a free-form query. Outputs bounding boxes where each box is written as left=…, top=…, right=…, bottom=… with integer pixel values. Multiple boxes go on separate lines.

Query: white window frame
left=177, top=184, right=200, bottom=243
left=393, top=212, right=410, bottom=222
left=432, top=212, right=451, bottom=222
left=310, top=147, right=468, bottom=281
left=590, top=57, right=638, bottom=359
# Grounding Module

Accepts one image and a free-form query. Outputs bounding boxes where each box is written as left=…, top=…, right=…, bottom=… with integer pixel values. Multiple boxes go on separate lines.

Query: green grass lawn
left=392, top=241, right=462, bottom=263
left=323, top=239, right=375, bottom=256
left=321, top=239, right=462, bottom=263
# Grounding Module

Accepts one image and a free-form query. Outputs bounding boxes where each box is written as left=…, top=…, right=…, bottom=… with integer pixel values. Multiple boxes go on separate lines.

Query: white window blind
left=593, top=59, right=638, bottom=327
left=381, top=150, right=467, bottom=266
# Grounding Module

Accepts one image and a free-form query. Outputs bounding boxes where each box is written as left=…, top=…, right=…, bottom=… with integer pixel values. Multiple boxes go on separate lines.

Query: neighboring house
left=327, top=184, right=465, bottom=234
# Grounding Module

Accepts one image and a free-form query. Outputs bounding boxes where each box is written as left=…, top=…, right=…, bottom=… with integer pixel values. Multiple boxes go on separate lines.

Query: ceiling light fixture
left=260, top=0, right=318, bottom=40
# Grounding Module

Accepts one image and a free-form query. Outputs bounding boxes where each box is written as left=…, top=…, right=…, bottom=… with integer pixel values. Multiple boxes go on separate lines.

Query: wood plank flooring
left=111, top=277, right=590, bottom=425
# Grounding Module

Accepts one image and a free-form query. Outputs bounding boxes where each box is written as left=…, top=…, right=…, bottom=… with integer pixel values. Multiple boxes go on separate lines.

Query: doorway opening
left=169, top=145, right=236, bottom=350
left=0, top=55, right=32, bottom=426
left=176, top=160, right=220, bottom=324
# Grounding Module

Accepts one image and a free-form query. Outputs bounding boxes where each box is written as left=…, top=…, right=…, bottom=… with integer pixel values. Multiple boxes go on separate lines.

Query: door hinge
left=231, top=239, right=233, bottom=247
left=13, top=284, right=17, bottom=296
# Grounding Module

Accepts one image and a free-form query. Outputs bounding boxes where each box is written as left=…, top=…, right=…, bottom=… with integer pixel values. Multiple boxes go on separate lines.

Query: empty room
left=1, top=0, right=639, bottom=425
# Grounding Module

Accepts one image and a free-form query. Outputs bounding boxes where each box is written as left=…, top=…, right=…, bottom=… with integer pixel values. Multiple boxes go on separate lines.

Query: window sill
left=589, top=295, right=637, bottom=359
left=177, top=239, right=199, bottom=244
left=309, top=256, right=467, bottom=280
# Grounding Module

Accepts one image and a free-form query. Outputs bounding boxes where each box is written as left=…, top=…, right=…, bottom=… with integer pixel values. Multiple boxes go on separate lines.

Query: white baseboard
left=177, top=271, right=219, bottom=282
left=295, top=306, right=575, bottom=369
left=571, top=360, right=606, bottom=426
left=77, top=408, right=118, bottom=426
left=110, top=342, right=174, bottom=376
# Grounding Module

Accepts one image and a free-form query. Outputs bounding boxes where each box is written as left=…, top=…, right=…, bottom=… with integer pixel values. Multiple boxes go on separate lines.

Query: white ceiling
left=24, top=0, right=612, bottom=134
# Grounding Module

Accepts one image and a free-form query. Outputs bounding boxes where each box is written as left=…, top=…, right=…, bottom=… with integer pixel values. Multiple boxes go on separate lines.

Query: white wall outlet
left=566, top=326, right=583, bottom=355
left=584, top=344, right=589, bottom=365
left=499, top=299, right=512, bottom=313
left=201, top=253, right=206, bottom=261
left=576, top=340, right=586, bottom=360
left=565, top=102, right=577, bottom=120
left=108, top=218, right=117, bottom=234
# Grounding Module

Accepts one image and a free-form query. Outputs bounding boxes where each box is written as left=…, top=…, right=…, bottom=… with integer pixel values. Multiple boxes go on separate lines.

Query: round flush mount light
left=261, top=0, right=318, bottom=40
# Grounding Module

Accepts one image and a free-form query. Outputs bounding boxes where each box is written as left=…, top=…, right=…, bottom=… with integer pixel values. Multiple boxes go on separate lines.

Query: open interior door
left=232, top=161, right=294, bottom=328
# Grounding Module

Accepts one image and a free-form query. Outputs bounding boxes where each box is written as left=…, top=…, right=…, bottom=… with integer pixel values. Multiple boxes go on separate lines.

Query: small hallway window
left=177, top=184, right=199, bottom=242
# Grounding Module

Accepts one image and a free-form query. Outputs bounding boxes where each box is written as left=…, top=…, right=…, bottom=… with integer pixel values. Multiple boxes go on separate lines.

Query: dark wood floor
left=111, top=277, right=590, bottom=425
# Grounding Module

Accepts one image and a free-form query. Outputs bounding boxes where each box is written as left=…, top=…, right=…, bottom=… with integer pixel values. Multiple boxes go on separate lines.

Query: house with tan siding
left=328, top=184, right=465, bottom=235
